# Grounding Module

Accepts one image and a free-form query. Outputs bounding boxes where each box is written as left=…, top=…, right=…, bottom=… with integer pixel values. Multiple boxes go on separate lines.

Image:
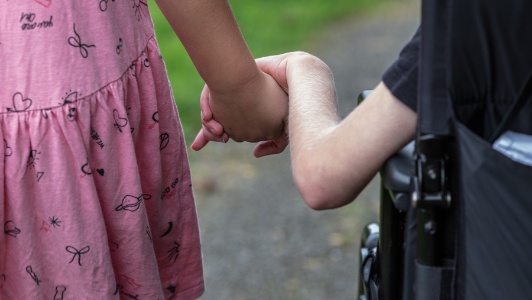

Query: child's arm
left=198, top=52, right=416, bottom=210
left=154, top=0, right=288, bottom=142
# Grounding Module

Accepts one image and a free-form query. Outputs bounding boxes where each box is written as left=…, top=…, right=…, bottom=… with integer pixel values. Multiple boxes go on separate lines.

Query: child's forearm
left=155, top=0, right=288, bottom=142
left=154, top=0, right=259, bottom=92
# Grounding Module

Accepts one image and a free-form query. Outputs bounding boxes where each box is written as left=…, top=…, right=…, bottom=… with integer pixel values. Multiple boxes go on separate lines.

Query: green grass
left=147, top=0, right=380, bottom=141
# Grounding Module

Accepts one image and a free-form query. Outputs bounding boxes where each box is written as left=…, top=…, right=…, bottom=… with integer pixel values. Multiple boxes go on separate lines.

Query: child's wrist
left=207, top=66, right=262, bottom=98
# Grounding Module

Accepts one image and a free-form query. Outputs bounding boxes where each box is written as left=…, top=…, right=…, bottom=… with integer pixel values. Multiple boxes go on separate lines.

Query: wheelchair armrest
left=358, top=90, right=373, bottom=105
left=381, top=141, right=415, bottom=211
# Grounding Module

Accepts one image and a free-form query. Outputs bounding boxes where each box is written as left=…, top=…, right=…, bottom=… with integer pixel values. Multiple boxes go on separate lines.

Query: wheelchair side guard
left=381, top=141, right=415, bottom=211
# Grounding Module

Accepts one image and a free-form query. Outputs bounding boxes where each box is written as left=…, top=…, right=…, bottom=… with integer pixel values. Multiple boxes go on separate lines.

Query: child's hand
left=190, top=85, right=229, bottom=151
left=206, top=69, right=288, bottom=143
left=191, top=84, right=289, bottom=158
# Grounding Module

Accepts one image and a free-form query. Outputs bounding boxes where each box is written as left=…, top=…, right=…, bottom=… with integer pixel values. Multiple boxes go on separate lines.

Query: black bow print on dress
left=68, top=24, right=95, bottom=59
left=113, top=109, right=128, bottom=133
left=26, top=266, right=41, bottom=285
left=116, top=37, right=123, bottom=54
left=7, top=92, right=32, bottom=112
left=99, top=0, right=115, bottom=12
left=66, top=245, right=90, bottom=266
left=4, top=139, right=12, bottom=157
left=54, top=285, right=67, bottom=300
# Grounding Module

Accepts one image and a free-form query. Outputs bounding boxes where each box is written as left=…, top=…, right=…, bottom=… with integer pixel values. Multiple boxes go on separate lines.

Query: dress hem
left=168, top=282, right=205, bottom=300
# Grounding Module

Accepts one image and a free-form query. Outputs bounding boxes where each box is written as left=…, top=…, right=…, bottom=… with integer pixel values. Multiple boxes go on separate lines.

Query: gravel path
left=188, top=2, right=419, bottom=299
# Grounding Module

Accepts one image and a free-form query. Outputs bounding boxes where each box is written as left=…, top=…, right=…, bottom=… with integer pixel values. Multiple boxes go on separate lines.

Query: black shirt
left=382, top=27, right=420, bottom=112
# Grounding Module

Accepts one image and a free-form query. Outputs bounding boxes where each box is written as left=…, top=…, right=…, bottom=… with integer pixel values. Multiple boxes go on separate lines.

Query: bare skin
left=196, top=52, right=417, bottom=210
left=154, top=0, right=415, bottom=210
left=154, top=0, right=288, bottom=145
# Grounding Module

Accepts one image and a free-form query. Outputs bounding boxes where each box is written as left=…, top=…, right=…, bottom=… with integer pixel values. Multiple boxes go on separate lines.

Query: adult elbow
left=293, top=156, right=367, bottom=210
left=293, top=165, right=355, bottom=211
left=304, top=194, right=335, bottom=211
left=296, top=179, right=349, bottom=210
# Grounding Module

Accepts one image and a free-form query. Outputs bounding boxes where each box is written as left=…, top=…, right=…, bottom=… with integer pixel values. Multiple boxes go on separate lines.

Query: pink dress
left=0, top=1, right=205, bottom=299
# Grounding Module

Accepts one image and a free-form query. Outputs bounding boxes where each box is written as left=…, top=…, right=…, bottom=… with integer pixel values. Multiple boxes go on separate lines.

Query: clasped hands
left=191, top=53, right=292, bottom=157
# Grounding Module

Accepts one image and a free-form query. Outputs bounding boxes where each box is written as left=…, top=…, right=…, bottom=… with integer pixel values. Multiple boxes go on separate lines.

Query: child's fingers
left=200, top=84, right=213, bottom=122
left=191, top=129, right=209, bottom=151
left=199, top=84, right=225, bottom=137
left=253, top=134, right=289, bottom=158
left=199, top=83, right=225, bottom=138
left=191, top=127, right=229, bottom=152
left=202, top=117, right=224, bottom=138
left=201, top=125, right=225, bottom=143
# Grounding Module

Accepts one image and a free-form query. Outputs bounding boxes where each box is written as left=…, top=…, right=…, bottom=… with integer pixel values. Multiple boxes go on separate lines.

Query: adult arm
left=154, top=0, right=288, bottom=142
left=257, top=53, right=417, bottom=210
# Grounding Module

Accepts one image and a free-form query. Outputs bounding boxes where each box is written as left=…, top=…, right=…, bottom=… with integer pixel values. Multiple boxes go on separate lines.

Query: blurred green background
left=147, top=0, right=381, bottom=141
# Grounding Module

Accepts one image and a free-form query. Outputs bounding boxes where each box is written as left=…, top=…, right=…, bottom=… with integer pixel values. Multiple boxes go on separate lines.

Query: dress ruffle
left=0, top=38, right=204, bottom=300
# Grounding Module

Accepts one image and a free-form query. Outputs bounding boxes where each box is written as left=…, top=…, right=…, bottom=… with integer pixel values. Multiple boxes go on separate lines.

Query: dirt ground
left=188, top=1, right=419, bottom=299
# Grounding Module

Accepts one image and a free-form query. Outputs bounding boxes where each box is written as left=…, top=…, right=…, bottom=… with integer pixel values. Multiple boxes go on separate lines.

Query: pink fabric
left=0, top=1, right=205, bottom=299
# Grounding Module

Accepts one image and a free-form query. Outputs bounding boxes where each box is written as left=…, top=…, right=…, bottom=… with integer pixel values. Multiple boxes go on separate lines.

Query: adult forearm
left=286, top=55, right=416, bottom=209
left=285, top=54, right=345, bottom=208
left=154, top=0, right=259, bottom=92
left=286, top=54, right=341, bottom=151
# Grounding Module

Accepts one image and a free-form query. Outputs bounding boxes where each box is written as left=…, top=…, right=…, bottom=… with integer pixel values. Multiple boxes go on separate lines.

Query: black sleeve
left=382, top=26, right=420, bottom=112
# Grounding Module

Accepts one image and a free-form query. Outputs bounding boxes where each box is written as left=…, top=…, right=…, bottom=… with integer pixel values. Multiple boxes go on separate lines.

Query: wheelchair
left=355, top=1, right=532, bottom=298
left=356, top=84, right=532, bottom=300
left=356, top=90, right=413, bottom=300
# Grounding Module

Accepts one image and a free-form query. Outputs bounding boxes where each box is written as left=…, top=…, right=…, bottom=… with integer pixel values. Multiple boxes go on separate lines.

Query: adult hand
left=191, top=75, right=289, bottom=157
